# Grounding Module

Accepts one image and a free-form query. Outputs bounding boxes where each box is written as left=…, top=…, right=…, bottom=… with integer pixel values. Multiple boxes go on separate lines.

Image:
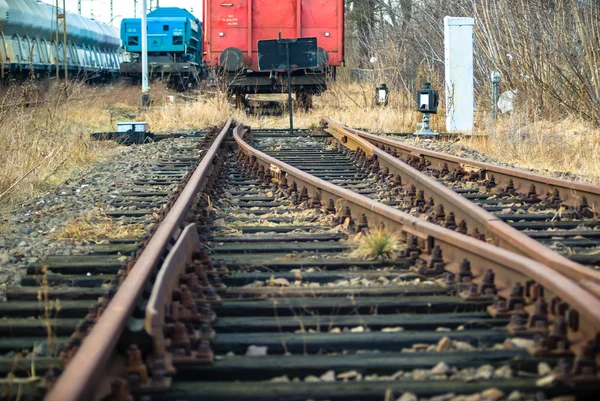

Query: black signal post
left=283, top=37, right=294, bottom=135
left=376, top=83, right=389, bottom=106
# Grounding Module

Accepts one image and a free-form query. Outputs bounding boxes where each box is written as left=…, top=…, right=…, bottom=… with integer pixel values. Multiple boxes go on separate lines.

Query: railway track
left=321, top=120, right=600, bottom=294
left=29, top=121, right=600, bottom=401
left=0, top=127, right=221, bottom=395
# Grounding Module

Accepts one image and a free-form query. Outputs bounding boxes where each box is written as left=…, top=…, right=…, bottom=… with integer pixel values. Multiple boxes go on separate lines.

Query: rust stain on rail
left=322, top=118, right=600, bottom=296
left=233, top=123, right=600, bottom=350
left=45, top=119, right=233, bottom=401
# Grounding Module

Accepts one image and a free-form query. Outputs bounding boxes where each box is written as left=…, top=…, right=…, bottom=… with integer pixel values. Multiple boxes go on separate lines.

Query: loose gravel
left=0, top=137, right=202, bottom=297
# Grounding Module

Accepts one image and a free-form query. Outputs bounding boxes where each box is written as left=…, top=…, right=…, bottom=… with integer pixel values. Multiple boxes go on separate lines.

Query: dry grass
left=38, top=274, right=60, bottom=357
left=0, top=81, right=118, bottom=206
left=350, top=226, right=403, bottom=260
left=241, top=81, right=442, bottom=133
left=1, top=77, right=598, bottom=210
left=138, top=96, right=231, bottom=131
left=0, top=79, right=230, bottom=207
left=0, top=80, right=132, bottom=207
left=464, top=115, right=600, bottom=183
left=53, top=213, right=145, bottom=244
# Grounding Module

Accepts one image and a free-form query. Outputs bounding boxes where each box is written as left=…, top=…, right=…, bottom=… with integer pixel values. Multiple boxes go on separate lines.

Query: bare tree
left=344, top=0, right=600, bottom=123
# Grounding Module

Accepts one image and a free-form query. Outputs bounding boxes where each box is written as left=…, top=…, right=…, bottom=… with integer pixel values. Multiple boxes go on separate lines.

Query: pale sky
left=40, top=0, right=201, bottom=28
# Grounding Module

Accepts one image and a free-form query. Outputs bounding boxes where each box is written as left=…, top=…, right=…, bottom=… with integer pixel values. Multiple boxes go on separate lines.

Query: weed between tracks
left=53, top=212, right=144, bottom=244
left=38, top=273, right=60, bottom=357
left=0, top=275, right=56, bottom=395
left=350, top=227, right=404, bottom=260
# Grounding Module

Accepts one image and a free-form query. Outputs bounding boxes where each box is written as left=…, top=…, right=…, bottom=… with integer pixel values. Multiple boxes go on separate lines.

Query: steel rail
left=322, top=118, right=600, bottom=296
left=145, top=223, right=202, bottom=367
left=234, top=124, right=600, bottom=351
left=344, top=124, right=600, bottom=211
left=46, top=118, right=232, bottom=401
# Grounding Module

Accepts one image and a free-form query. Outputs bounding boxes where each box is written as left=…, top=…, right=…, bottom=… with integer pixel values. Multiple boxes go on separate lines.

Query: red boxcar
left=203, top=0, right=344, bottom=103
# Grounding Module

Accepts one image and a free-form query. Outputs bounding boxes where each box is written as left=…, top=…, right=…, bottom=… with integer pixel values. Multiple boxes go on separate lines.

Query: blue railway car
left=120, top=7, right=203, bottom=90
left=0, top=0, right=122, bottom=81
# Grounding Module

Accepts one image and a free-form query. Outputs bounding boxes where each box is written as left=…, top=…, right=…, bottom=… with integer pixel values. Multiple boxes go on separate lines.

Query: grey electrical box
left=117, top=122, right=149, bottom=133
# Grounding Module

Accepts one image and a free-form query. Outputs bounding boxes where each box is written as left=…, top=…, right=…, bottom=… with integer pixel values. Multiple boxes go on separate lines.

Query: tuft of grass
left=350, top=226, right=403, bottom=260
left=53, top=213, right=144, bottom=244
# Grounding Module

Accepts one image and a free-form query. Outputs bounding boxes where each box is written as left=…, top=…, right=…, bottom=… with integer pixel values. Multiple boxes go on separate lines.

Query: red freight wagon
left=203, top=0, right=344, bottom=105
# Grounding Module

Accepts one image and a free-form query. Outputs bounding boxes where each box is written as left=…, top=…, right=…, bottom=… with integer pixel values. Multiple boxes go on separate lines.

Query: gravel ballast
left=0, top=137, right=203, bottom=297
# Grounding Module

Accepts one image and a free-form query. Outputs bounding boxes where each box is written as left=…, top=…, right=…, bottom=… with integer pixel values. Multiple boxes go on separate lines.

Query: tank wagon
left=203, top=0, right=345, bottom=107
left=0, top=0, right=122, bottom=81
left=120, top=7, right=203, bottom=90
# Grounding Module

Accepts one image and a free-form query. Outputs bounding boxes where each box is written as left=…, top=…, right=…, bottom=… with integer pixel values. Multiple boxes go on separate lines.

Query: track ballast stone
left=0, top=136, right=203, bottom=296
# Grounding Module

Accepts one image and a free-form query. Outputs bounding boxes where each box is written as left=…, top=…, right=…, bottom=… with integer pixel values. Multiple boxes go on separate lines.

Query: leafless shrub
left=346, top=0, right=600, bottom=123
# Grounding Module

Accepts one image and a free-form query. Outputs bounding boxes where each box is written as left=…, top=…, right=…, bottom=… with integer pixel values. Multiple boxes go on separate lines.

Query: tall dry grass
left=1, top=76, right=598, bottom=210
left=0, top=79, right=231, bottom=207
left=138, top=92, right=231, bottom=131
left=0, top=80, right=118, bottom=206
left=465, top=114, right=600, bottom=183
left=241, top=81, right=445, bottom=133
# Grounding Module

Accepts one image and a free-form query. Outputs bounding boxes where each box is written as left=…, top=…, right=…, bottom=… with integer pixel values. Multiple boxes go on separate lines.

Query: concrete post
left=141, top=0, right=149, bottom=96
left=444, top=16, right=474, bottom=133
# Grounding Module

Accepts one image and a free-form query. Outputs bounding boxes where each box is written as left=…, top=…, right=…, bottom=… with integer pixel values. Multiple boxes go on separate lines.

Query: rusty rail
left=46, top=118, right=232, bottom=401
left=344, top=124, right=600, bottom=211
left=145, top=224, right=201, bottom=363
left=144, top=223, right=202, bottom=381
left=323, top=118, right=600, bottom=296
left=143, top=223, right=216, bottom=378
left=234, top=123, right=600, bottom=355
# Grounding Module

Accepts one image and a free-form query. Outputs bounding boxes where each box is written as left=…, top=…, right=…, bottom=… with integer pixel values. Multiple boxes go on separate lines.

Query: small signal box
left=417, top=82, right=439, bottom=114
left=376, top=83, right=389, bottom=106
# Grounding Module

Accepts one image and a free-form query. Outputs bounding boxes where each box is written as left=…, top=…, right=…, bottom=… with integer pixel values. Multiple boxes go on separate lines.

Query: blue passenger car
left=120, top=7, right=202, bottom=89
